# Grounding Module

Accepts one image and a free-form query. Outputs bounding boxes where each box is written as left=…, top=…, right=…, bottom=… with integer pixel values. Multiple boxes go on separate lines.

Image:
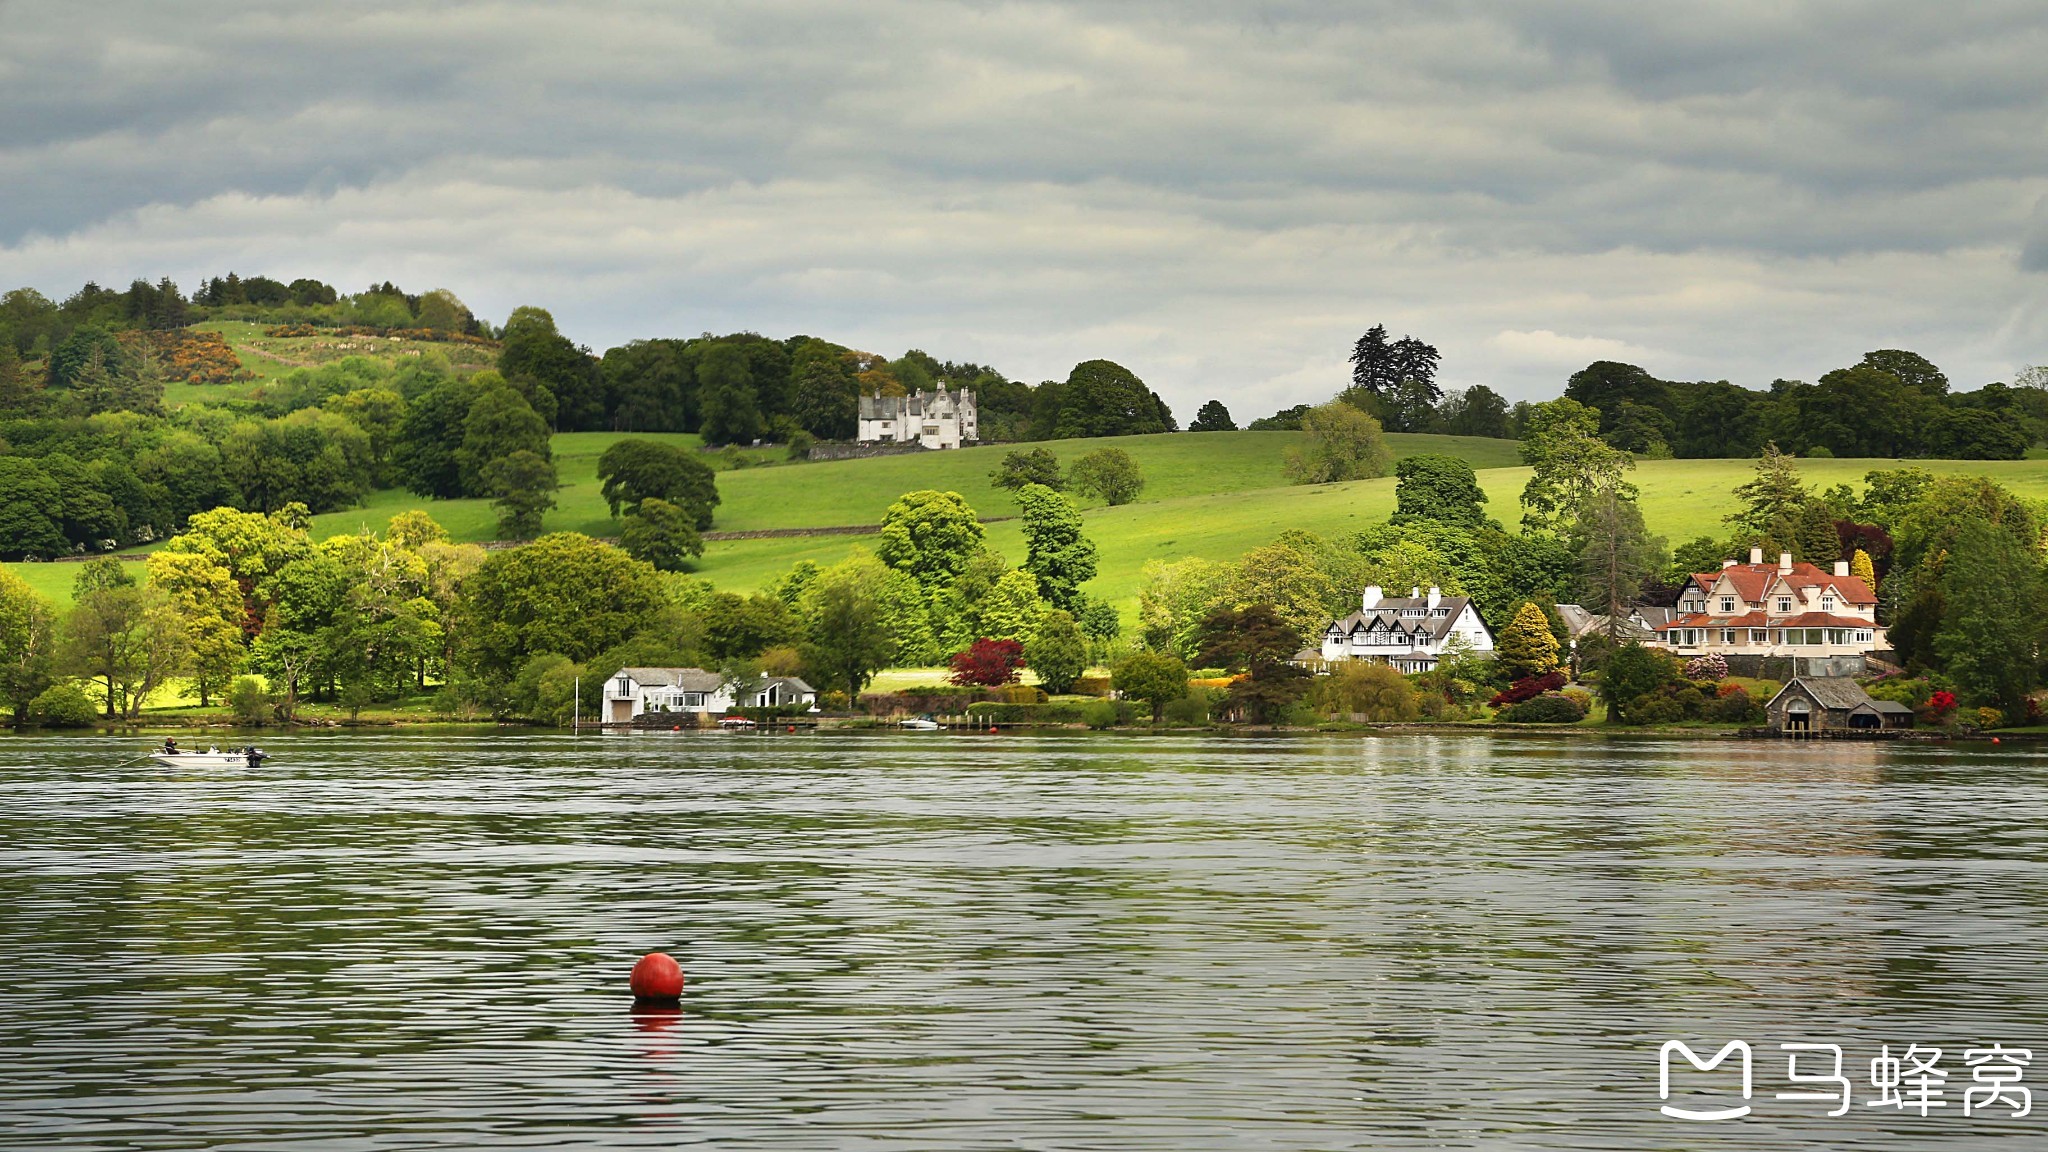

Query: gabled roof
left=1324, top=595, right=1483, bottom=646
left=617, top=667, right=726, bottom=692
left=857, top=387, right=974, bottom=420
left=1692, top=562, right=1876, bottom=605
left=1767, top=676, right=1878, bottom=712
left=761, top=676, right=815, bottom=693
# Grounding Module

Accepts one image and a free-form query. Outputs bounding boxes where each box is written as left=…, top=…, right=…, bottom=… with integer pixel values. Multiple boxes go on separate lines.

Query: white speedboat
left=899, top=717, right=940, bottom=731
left=148, top=746, right=270, bottom=768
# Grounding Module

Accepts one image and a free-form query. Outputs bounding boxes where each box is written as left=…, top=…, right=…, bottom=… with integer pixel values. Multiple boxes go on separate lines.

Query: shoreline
left=1, top=716, right=1994, bottom=742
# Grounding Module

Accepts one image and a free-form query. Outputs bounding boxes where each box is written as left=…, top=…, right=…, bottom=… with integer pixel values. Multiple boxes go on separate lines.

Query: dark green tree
left=1025, top=609, right=1087, bottom=694
left=1439, top=385, right=1512, bottom=439
left=876, top=490, right=986, bottom=589
left=481, top=449, right=559, bottom=540
left=1053, top=360, right=1169, bottom=438
left=393, top=375, right=483, bottom=498
left=1067, top=447, right=1144, bottom=505
left=1192, top=603, right=1301, bottom=673
left=697, top=342, right=762, bottom=446
left=1599, top=643, right=1678, bottom=725
left=991, top=448, right=1063, bottom=491
left=1392, top=454, right=1489, bottom=528
left=456, top=533, right=670, bottom=679
left=618, top=497, right=704, bottom=572
left=1017, top=483, right=1097, bottom=612
left=596, top=439, right=720, bottom=529
left=1111, top=650, right=1188, bottom=722
left=457, top=385, right=551, bottom=496
left=1188, top=400, right=1236, bottom=431
left=1935, top=521, right=2046, bottom=716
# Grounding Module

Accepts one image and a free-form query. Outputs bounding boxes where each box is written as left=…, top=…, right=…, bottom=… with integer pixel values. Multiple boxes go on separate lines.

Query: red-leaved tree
left=949, top=639, right=1026, bottom=686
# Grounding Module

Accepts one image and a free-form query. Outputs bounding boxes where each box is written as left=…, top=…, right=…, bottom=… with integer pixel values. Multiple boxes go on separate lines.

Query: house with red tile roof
left=1653, top=547, right=1885, bottom=659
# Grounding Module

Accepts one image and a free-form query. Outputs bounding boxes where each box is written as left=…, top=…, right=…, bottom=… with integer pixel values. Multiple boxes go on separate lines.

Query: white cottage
left=857, top=387, right=978, bottom=449
left=604, top=667, right=817, bottom=723
left=1319, top=585, right=1494, bottom=673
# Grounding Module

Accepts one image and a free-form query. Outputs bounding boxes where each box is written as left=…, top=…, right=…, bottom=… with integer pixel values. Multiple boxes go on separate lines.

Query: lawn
left=15, top=431, right=2048, bottom=620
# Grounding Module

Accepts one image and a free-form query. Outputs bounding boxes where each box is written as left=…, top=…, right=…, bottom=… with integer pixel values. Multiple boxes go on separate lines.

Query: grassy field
left=14, top=429, right=2048, bottom=618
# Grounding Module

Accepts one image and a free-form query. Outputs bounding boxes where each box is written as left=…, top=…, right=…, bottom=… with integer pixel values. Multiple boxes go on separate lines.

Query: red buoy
left=629, top=952, right=685, bottom=1001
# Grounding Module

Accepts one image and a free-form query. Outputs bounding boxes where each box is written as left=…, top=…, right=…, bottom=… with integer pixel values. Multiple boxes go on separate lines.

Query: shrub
left=1976, top=706, right=2004, bottom=731
left=819, top=689, right=850, bottom=712
left=1561, top=687, right=1593, bottom=713
left=228, top=677, right=274, bottom=726
left=1498, top=693, right=1587, bottom=724
left=1921, top=690, right=1958, bottom=725
left=1069, top=676, right=1112, bottom=698
left=1162, top=686, right=1220, bottom=726
left=1489, top=670, right=1567, bottom=708
left=994, top=684, right=1048, bottom=705
left=785, top=431, right=815, bottom=460
left=966, top=700, right=1095, bottom=724
left=1708, top=686, right=1763, bottom=724
left=1627, top=691, right=1686, bottom=726
left=949, top=638, right=1026, bottom=687
left=27, top=684, right=99, bottom=728
left=1683, top=654, right=1728, bottom=680
left=1081, top=700, right=1122, bottom=729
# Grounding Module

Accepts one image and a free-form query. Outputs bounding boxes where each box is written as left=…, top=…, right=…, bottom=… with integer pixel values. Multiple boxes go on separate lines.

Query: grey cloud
left=3, top=1, right=2048, bottom=413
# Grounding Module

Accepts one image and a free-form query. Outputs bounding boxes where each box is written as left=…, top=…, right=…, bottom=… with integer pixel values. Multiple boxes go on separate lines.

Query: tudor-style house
left=1653, top=548, right=1884, bottom=658
left=1318, top=585, right=1495, bottom=674
left=604, top=667, right=818, bottom=723
left=856, top=387, right=978, bottom=449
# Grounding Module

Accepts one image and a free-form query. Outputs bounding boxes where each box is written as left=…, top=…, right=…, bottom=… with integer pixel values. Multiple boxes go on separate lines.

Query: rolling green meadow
left=14, top=426, right=2048, bottom=619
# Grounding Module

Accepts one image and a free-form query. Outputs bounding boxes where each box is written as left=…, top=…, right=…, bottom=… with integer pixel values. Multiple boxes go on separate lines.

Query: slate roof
left=761, top=676, right=816, bottom=694
left=617, top=667, right=726, bottom=692
left=1769, top=676, right=1881, bottom=712
left=1324, top=594, right=1478, bottom=645
left=858, top=387, right=972, bottom=420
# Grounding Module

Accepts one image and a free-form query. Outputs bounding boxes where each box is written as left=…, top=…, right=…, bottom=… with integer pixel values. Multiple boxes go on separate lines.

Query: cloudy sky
left=5, top=1, right=2048, bottom=416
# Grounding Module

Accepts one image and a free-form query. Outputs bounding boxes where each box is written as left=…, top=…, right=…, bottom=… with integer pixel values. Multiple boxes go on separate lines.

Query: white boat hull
left=149, top=752, right=266, bottom=767
left=899, top=719, right=940, bottom=730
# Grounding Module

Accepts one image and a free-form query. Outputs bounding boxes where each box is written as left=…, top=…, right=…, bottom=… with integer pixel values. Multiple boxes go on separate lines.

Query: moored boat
left=147, top=745, right=270, bottom=768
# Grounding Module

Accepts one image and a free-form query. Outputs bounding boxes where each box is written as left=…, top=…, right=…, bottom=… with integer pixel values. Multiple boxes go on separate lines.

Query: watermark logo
left=1660, top=1040, right=1753, bottom=1120
left=1661, top=1040, right=2033, bottom=1121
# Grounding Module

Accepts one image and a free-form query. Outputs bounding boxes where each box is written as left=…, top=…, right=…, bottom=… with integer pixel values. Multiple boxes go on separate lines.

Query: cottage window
left=1821, top=596, right=1836, bottom=611
left=1720, top=629, right=1737, bottom=644
left=685, top=692, right=706, bottom=708
left=1719, top=596, right=1735, bottom=613
left=1775, top=597, right=1792, bottom=613
left=1750, top=628, right=1768, bottom=644
left=615, top=677, right=630, bottom=696
left=1855, top=630, right=1872, bottom=643
left=1827, top=629, right=1848, bottom=645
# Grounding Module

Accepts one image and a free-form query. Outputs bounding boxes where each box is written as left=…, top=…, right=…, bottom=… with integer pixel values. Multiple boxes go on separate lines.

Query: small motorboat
left=148, top=744, right=269, bottom=768
left=899, top=717, right=940, bottom=731
left=716, top=715, right=756, bottom=730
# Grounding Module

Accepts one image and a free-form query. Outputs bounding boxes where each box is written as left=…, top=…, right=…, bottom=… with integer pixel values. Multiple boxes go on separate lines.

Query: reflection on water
left=1, top=732, right=2045, bottom=1149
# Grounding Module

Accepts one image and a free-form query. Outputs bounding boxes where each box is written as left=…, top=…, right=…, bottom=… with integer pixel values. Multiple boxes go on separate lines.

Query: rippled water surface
left=4, top=731, right=2048, bottom=1149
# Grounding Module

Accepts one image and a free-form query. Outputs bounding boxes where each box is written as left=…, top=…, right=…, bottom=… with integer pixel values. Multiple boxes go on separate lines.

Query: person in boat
left=162, top=737, right=179, bottom=754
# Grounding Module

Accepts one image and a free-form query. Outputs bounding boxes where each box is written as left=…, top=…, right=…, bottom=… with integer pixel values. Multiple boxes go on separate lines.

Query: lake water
left=3, top=731, right=2046, bottom=1149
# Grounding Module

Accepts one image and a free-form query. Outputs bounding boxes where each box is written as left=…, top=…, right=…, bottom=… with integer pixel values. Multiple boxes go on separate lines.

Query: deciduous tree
left=1016, top=484, right=1098, bottom=612
left=1285, top=401, right=1391, bottom=485
left=1067, top=447, right=1144, bottom=505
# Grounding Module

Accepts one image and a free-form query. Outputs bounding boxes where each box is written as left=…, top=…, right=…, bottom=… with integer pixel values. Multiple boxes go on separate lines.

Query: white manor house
left=1653, top=548, right=1885, bottom=658
left=856, top=386, right=978, bottom=449
left=1318, top=585, right=1495, bottom=674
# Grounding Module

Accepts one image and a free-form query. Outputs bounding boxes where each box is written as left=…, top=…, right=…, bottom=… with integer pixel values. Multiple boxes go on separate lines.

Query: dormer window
left=1775, top=597, right=1792, bottom=613
left=1719, top=596, right=1735, bottom=613
left=1821, top=596, right=1836, bottom=611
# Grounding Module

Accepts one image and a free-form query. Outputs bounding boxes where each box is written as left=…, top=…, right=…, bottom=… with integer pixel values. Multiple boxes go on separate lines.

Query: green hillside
left=15, top=431, right=2048, bottom=617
